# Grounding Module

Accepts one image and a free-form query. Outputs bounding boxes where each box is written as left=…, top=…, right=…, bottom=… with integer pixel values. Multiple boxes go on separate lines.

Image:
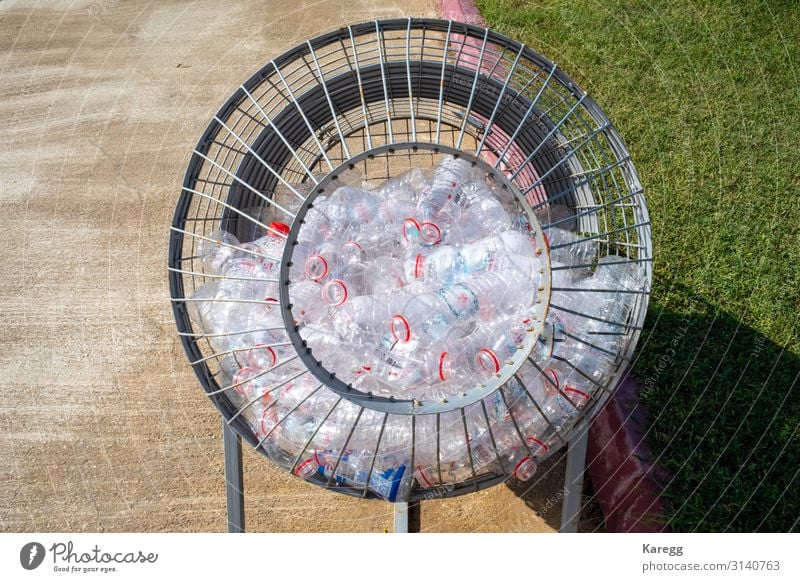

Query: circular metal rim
left=278, top=141, right=552, bottom=416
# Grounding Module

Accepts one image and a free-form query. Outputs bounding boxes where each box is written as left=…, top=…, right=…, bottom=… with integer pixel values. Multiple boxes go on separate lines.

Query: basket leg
left=223, top=420, right=245, bottom=533
left=393, top=501, right=421, bottom=533
left=393, top=503, right=409, bottom=533
left=559, top=424, right=589, bottom=533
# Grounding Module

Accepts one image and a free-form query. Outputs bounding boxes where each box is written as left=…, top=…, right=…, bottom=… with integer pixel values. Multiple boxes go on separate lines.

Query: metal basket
left=169, top=18, right=652, bottom=503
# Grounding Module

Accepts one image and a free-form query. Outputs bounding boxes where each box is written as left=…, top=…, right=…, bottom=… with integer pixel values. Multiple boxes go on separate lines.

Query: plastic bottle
left=375, top=169, right=426, bottom=227
left=249, top=221, right=290, bottom=272
left=545, top=227, right=596, bottom=271
left=338, top=223, right=400, bottom=265
left=400, top=217, right=444, bottom=247
left=320, top=263, right=371, bottom=306
left=493, top=428, right=538, bottom=481
left=332, top=293, right=412, bottom=344
left=197, top=283, right=279, bottom=354
left=288, top=280, right=328, bottom=324
left=320, top=186, right=382, bottom=230
left=297, top=207, right=332, bottom=243
left=388, top=287, right=469, bottom=346
left=472, top=317, right=529, bottom=376
left=416, top=156, right=475, bottom=223
left=301, top=239, right=340, bottom=282
left=390, top=271, right=531, bottom=346
left=376, top=168, right=428, bottom=201
left=185, top=281, right=220, bottom=333
left=372, top=333, right=428, bottom=388
left=445, top=196, right=511, bottom=245
left=402, top=245, right=459, bottom=284
left=197, top=229, right=239, bottom=274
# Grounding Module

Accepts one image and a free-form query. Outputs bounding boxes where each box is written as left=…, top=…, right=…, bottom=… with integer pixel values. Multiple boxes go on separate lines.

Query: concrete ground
left=0, top=0, right=591, bottom=532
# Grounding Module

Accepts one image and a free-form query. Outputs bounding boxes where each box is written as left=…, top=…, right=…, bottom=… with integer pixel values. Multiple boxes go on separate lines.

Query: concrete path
left=0, top=0, right=564, bottom=532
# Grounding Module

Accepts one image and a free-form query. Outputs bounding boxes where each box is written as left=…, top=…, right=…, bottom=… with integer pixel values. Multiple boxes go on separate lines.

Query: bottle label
left=376, top=336, right=403, bottom=370
left=369, top=464, right=406, bottom=502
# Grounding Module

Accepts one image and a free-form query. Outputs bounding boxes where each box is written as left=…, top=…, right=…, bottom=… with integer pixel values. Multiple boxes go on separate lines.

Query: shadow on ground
left=505, top=451, right=605, bottom=532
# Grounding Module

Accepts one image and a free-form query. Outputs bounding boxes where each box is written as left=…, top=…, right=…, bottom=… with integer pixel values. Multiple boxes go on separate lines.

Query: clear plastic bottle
left=493, top=428, right=538, bottom=481
left=389, top=287, right=470, bottom=345
left=320, top=185, right=382, bottom=230
left=402, top=245, right=459, bottom=284
left=376, top=167, right=428, bottom=201
left=288, top=280, right=328, bottom=324
left=416, top=156, right=475, bottom=223
left=297, top=207, right=332, bottom=243
left=249, top=221, right=290, bottom=273
left=198, top=283, right=279, bottom=354
left=332, top=293, right=412, bottom=344
left=185, top=281, right=220, bottom=333
left=390, top=271, right=531, bottom=345
left=472, top=317, right=529, bottom=375
left=373, top=333, right=428, bottom=388
left=467, top=270, right=534, bottom=320
left=338, top=224, right=400, bottom=265
left=375, top=170, right=424, bottom=228
left=400, top=217, right=444, bottom=247
left=197, top=229, right=239, bottom=274
left=444, top=196, right=511, bottom=245
left=545, top=227, right=596, bottom=271
left=321, top=263, right=371, bottom=306
left=301, top=239, right=340, bottom=282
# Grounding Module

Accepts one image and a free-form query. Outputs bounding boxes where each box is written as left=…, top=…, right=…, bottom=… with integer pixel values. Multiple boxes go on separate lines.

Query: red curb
left=438, top=0, right=485, bottom=24
left=436, top=0, right=670, bottom=532
left=587, top=376, right=671, bottom=532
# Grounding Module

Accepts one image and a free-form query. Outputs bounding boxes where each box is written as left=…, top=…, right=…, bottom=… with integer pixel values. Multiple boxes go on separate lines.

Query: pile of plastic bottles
left=286, top=157, right=544, bottom=402
left=185, top=155, right=645, bottom=501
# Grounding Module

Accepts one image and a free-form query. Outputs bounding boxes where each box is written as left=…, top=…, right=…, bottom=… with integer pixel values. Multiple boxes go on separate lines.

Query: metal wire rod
left=435, top=20, right=453, bottom=144
left=227, top=366, right=307, bottom=422
left=475, top=44, right=525, bottom=156
left=325, top=407, right=365, bottom=486
left=189, top=341, right=293, bottom=366
left=177, top=325, right=286, bottom=339
left=239, top=85, right=319, bottom=186
left=362, top=412, right=389, bottom=498
left=494, top=63, right=557, bottom=167
left=191, top=152, right=298, bottom=222
left=214, top=115, right=309, bottom=202
left=168, top=267, right=279, bottom=283
left=512, top=372, right=569, bottom=447
left=347, top=26, right=373, bottom=149
left=456, top=28, right=490, bottom=150
left=289, top=397, right=344, bottom=473
left=170, top=226, right=280, bottom=263
left=269, top=60, right=334, bottom=171
left=306, top=41, right=351, bottom=160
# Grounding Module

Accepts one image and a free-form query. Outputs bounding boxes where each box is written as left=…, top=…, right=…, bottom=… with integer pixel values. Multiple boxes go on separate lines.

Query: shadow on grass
left=634, top=291, right=799, bottom=532
left=505, top=289, right=799, bottom=532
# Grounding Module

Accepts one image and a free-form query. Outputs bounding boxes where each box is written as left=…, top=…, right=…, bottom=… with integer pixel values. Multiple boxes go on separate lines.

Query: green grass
left=477, top=0, right=800, bottom=531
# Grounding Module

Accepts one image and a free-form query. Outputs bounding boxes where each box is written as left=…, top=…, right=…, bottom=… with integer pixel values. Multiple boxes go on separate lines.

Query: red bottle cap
left=268, top=221, right=291, bottom=237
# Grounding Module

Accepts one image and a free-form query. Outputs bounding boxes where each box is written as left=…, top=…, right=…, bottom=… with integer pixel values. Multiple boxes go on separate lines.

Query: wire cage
left=169, top=18, right=652, bottom=503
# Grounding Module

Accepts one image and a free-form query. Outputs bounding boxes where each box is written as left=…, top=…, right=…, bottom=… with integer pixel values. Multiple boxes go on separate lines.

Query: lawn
left=477, top=0, right=800, bottom=531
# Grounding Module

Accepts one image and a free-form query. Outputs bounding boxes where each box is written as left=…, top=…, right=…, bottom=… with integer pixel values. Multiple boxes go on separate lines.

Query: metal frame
left=222, top=420, right=589, bottom=531
left=170, top=18, right=652, bottom=512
